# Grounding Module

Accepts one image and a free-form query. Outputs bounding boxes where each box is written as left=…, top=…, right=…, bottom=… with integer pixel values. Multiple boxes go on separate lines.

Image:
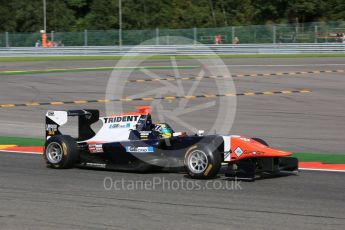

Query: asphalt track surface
left=0, top=57, right=345, bottom=229
left=0, top=152, right=344, bottom=230
left=0, top=57, right=345, bottom=153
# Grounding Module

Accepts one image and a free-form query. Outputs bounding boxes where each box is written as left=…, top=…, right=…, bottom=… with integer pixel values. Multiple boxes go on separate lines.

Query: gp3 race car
left=44, top=106, right=298, bottom=180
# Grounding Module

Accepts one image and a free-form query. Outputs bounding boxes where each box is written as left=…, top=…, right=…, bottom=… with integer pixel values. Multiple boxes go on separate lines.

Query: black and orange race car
left=44, top=106, right=298, bottom=180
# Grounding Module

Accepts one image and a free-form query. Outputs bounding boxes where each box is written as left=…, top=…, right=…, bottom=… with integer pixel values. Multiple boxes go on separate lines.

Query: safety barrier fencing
left=0, top=44, right=344, bottom=56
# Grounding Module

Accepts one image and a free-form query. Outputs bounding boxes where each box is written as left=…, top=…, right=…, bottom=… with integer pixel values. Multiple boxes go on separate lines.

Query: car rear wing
left=45, top=109, right=99, bottom=141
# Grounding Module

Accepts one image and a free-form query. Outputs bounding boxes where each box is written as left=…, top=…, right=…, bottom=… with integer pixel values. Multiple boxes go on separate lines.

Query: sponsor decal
left=239, top=137, right=251, bottom=142
left=140, top=131, right=151, bottom=135
left=224, top=151, right=231, bottom=161
left=139, top=131, right=152, bottom=140
left=47, top=111, right=55, bottom=116
left=46, top=124, right=58, bottom=135
left=234, top=147, right=243, bottom=157
left=108, top=123, right=131, bottom=129
left=85, top=162, right=106, bottom=168
left=88, top=144, right=104, bottom=153
left=104, top=115, right=139, bottom=124
left=243, top=150, right=264, bottom=155
left=126, top=146, right=154, bottom=153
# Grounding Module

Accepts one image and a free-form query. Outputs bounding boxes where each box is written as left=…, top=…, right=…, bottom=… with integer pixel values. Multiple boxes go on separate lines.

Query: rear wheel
left=184, top=143, right=221, bottom=179
left=44, top=135, right=79, bottom=169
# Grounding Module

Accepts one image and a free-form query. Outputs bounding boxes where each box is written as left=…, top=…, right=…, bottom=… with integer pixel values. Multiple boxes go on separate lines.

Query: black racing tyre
left=184, top=143, right=221, bottom=179
left=252, top=138, right=269, bottom=146
left=44, top=135, right=79, bottom=169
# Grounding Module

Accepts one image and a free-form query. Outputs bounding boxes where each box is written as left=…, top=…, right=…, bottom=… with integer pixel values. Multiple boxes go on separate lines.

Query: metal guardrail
left=0, top=44, right=344, bottom=56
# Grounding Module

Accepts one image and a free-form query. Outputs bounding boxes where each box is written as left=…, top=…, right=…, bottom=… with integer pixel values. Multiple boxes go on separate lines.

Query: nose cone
left=230, top=136, right=292, bottom=160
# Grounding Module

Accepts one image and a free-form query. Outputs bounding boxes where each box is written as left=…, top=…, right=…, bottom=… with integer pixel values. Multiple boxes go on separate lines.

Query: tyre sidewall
left=184, top=143, right=221, bottom=179
left=44, top=135, right=79, bottom=169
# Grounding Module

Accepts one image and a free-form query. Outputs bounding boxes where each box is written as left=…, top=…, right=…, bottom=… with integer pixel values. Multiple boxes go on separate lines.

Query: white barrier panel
left=0, top=43, right=345, bottom=56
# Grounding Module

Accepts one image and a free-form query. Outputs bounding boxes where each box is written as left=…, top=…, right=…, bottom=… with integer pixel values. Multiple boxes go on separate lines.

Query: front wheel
left=44, top=135, right=79, bottom=169
left=184, top=143, right=221, bottom=179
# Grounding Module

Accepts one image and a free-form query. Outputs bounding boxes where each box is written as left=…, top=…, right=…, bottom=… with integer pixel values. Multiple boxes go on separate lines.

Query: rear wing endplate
left=45, top=109, right=99, bottom=141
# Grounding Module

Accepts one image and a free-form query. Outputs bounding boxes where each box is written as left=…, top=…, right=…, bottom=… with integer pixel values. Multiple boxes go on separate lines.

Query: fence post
left=5, top=32, right=9, bottom=47
left=273, top=25, right=276, bottom=44
left=156, top=28, right=159, bottom=45
left=119, top=0, right=122, bottom=47
left=84, top=29, right=88, bottom=47
left=193, top=27, right=197, bottom=45
left=51, top=31, right=54, bottom=43
left=231, top=26, right=235, bottom=42
left=314, top=25, right=318, bottom=43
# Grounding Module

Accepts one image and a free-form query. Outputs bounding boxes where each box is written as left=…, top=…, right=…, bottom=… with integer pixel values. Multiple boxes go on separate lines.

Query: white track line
left=210, top=64, right=345, bottom=67
left=299, top=168, right=345, bottom=173
left=0, top=150, right=42, bottom=155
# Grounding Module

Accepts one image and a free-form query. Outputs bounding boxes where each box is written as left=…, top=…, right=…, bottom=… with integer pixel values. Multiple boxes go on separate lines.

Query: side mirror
left=197, top=130, right=205, bottom=136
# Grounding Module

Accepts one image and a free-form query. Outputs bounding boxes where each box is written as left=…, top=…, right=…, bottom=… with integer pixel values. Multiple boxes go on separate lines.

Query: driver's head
left=154, top=123, right=174, bottom=138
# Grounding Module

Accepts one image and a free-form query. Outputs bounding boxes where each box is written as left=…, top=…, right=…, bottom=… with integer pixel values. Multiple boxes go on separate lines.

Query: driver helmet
left=154, top=123, right=174, bottom=138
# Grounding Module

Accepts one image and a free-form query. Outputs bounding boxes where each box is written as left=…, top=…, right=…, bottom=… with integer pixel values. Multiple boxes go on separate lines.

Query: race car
left=44, top=106, right=298, bottom=180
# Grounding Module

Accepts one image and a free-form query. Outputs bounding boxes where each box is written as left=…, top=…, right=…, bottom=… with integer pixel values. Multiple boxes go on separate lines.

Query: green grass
left=0, top=136, right=44, bottom=146
left=292, top=152, right=345, bottom=164
left=0, top=53, right=345, bottom=62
